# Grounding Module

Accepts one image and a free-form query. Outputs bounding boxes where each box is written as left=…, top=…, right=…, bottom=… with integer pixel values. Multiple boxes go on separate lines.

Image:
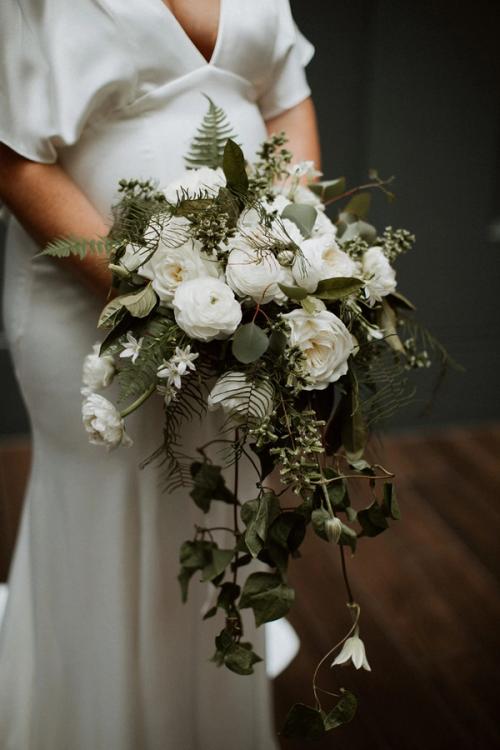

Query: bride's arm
left=0, top=143, right=112, bottom=298
left=264, top=96, right=321, bottom=173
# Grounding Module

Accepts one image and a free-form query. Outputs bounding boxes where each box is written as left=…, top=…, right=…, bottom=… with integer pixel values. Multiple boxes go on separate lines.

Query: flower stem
left=120, top=383, right=156, bottom=418
left=232, top=429, right=240, bottom=586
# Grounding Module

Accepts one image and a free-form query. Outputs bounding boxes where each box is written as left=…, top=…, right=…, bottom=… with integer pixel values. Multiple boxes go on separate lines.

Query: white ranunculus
left=164, top=166, right=226, bottom=203
left=81, top=344, right=115, bottom=396
left=282, top=308, right=357, bottom=390
left=173, top=277, right=242, bottom=341
left=207, top=372, right=274, bottom=421
left=82, top=393, right=132, bottom=450
left=292, top=234, right=360, bottom=293
left=362, top=246, right=396, bottom=305
left=225, top=243, right=286, bottom=304
left=139, top=237, right=221, bottom=306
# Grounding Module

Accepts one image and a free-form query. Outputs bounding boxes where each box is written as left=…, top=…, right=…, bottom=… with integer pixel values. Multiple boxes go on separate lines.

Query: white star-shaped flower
left=119, top=332, right=143, bottom=364
left=171, top=345, right=199, bottom=376
left=157, top=360, right=182, bottom=389
left=331, top=632, right=371, bottom=671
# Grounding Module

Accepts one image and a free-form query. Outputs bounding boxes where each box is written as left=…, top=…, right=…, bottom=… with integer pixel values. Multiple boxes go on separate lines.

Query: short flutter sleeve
left=0, top=0, right=135, bottom=163
left=257, top=0, right=315, bottom=121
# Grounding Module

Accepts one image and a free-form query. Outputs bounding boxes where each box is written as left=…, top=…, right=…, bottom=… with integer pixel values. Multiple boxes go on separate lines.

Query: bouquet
left=42, top=97, right=450, bottom=740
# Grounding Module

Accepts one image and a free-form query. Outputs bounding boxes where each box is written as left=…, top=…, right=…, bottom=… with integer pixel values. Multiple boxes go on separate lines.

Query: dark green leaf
left=311, top=508, right=331, bottom=542
left=223, top=138, right=248, bottom=196
left=232, top=323, right=269, bottom=364
left=281, top=203, right=317, bottom=238
left=267, top=329, right=287, bottom=356
left=323, top=690, right=358, bottom=730
left=202, top=606, right=218, bottom=620
left=315, top=276, right=364, bottom=301
left=281, top=703, right=326, bottom=740
left=190, top=461, right=234, bottom=513
left=201, top=547, right=234, bottom=581
left=357, top=501, right=389, bottom=537
left=381, top=482, right=401, bottom=520
left=217, top=582, right=240, bottom=613
left=224, top=642, right=262, bottom=675
left=249, top=442, right=275, bottom=482
left=239, top=572, right=295, bottom=626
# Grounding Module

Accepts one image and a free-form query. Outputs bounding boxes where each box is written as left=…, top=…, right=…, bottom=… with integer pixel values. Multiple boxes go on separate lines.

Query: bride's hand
left=0, top=143, right=112, bottom=300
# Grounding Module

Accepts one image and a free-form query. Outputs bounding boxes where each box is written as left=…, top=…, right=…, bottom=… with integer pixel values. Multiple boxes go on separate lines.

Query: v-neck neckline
left=159, top=0, right=225, bottom=67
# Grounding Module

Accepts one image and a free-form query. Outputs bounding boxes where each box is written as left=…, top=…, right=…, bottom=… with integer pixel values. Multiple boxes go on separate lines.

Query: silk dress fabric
left=0, top=1, right=314, bottom=748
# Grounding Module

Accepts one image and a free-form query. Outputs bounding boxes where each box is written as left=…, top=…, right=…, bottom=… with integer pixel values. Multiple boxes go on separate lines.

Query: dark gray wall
left=293, top=0, right=500, bottom=429
left=1, top=1, right=499, bottom=435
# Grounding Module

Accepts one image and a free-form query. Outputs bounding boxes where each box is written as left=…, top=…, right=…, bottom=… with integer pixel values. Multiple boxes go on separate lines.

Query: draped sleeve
left=0, top=0, right=136, bottom=164
left=257, top=0, right=315, bottom=122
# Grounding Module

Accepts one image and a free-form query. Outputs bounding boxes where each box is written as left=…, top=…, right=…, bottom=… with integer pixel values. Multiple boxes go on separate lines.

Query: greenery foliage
left=63, top=97, right=455, bottom=740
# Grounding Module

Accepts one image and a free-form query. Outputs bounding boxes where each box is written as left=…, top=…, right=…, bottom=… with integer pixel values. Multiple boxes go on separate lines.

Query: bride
left=0, top=1, right=320, bottom=747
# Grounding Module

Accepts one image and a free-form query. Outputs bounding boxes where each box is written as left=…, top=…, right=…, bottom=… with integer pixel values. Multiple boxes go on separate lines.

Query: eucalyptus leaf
left=232, top=322, right=269, bottom=364
left=281, top=203, right=317, bottom=238
left=339, top=219, right=377, bottom=245
left=308, top=177, right=346, bottom=203
left=277, top=283, right=309, bottom=301
left=314, top=276, right=364, bottom=301
left=344, top=191, right=372, bottom=219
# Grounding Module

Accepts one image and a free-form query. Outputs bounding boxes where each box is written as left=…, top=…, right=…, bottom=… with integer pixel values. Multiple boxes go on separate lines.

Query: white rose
left=139, top=237, right=221, bottom=306
left=362, top=246, right=396, bottom=305
left=207, top=372, right=274, bottom=421
left=81, top=344, right=115, bottom=396
left=173, top=277, right=242, bottom=341
left=164, top=166, right=226, bottom=203
left=82, top=393, right=133, bottom=449
left=282, top=308, right=357, bottom=390
left=292, top=234, right=360, bottom=293
left=225, top=242, right=287, bottom=304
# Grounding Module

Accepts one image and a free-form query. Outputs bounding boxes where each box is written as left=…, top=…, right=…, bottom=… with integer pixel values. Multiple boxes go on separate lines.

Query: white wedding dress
left=0, top=1, right=314, bottom=748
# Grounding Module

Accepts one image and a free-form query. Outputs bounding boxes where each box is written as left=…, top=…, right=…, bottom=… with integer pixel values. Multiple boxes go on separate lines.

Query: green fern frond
left=37, top=235, right=115, bottom=259
left=184, top=94, right=239, bottom=169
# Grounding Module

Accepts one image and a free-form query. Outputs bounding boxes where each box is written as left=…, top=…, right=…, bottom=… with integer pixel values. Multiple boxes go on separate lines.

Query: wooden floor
left=274, top=424, right=500, bottom=749
left=1, top=425, right=499, bottom=748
